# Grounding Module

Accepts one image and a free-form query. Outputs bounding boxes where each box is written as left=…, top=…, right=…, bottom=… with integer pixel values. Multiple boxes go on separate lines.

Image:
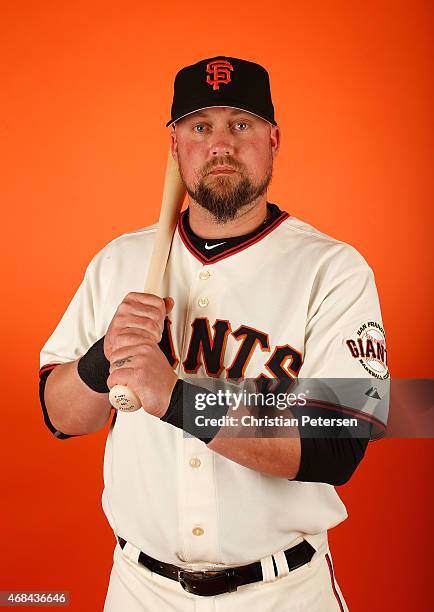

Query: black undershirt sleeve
left=290, top=404, right=371, bottom=486
left=293, top=433, right=369, bottom=486
left=38, top=368, right=78, bottom=440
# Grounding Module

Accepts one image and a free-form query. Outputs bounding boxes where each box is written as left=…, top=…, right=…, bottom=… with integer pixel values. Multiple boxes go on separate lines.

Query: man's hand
left=104, top=292, right=174, bottom=360
left=105, top=293, right=178, bottom=417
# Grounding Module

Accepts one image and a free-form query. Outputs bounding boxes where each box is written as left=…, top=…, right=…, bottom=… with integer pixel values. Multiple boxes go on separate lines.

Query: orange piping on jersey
left=39, top=363, right=62, bottom=376
left=303, top=398, right=387, bottom=431
left=325, top=554, right=345, bottom=612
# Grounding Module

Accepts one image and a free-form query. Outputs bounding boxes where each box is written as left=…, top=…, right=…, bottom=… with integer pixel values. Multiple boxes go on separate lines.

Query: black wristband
left=161, top=380, right=229, bottom=444
left=77, top=337, right=110, bottom=393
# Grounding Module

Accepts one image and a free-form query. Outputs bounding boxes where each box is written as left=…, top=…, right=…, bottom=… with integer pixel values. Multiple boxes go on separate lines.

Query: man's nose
left=210, top=128, right=235, bottom=156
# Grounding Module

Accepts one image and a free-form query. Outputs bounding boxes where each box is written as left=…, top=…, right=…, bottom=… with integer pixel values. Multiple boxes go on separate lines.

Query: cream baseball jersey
left=40, top=204, right=389, bottom=569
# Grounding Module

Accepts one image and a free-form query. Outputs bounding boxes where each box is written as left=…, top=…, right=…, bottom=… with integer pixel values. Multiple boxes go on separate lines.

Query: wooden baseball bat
left=108, top=150, right=186, bottom=412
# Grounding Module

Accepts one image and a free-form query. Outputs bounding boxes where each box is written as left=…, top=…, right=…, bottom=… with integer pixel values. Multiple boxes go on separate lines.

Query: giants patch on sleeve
left=345, top=321, right=389, bottom=379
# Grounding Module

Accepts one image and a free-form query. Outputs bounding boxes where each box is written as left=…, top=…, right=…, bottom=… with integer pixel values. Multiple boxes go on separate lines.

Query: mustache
left=203, top=157, right=243, bottom=174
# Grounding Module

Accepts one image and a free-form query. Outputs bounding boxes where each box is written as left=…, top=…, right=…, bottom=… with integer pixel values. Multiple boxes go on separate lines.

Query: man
left=39, top=56, right=389, bottom=611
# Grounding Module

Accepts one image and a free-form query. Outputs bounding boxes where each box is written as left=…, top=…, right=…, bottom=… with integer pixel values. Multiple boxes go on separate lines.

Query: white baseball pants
left=104, top=542, right=349, bottom=611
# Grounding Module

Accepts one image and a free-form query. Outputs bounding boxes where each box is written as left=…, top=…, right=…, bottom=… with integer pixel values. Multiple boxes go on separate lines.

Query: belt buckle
left=178, top=568, right=238, bottom=597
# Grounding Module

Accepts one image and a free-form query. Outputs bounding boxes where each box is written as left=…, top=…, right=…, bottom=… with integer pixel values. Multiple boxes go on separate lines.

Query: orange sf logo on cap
left=206, top=60, right=234, bottom=90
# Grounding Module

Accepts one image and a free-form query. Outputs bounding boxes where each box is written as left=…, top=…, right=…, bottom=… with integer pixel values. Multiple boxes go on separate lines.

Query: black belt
left=117, top=536, right=315, bottom=597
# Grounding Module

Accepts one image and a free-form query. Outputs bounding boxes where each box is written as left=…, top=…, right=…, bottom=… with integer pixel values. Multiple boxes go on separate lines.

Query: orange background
left=1, top=1, right=433, bottom=610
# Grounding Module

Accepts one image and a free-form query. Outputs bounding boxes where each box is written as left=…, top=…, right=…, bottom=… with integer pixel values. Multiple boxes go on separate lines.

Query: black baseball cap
left=166, top=56, right=277, bottom=128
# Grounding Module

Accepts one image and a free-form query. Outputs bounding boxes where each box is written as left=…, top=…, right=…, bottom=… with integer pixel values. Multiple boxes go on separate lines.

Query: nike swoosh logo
left=204, top=242, right=226, bottom=250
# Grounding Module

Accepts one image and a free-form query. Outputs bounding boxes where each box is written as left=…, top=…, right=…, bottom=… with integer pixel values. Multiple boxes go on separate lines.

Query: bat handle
left=108, top=150, right=184, bottom=414
left=109, top=384, right=142, bottom=412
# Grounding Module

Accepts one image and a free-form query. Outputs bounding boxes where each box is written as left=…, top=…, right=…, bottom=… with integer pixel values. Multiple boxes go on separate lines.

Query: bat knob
left=109, top=384, right=142, bottom=412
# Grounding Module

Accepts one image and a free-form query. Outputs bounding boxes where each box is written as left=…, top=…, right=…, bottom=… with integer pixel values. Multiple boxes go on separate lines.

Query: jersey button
left=199, top=270, right=211, bottom=280
left=192, top=527, right=204, bottom=536
left=189, top=457, right=201, bottom=468
left=198, top=297, right=209, bottom=308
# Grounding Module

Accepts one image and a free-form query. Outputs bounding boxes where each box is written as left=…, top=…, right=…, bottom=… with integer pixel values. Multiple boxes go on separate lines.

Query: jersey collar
left=177, top=204, right=289, bottom=265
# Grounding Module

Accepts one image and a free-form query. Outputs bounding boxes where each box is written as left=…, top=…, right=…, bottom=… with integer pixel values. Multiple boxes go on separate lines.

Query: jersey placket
left=176, top=260, right=222, bottom=564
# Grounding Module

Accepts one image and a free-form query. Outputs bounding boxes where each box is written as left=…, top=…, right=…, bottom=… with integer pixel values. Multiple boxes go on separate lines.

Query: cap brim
left=166, top=105, right=277, bottom=128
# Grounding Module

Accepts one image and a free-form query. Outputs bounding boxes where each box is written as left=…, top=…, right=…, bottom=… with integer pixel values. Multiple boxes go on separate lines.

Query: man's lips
left=208, top=166, right=238, bottom=175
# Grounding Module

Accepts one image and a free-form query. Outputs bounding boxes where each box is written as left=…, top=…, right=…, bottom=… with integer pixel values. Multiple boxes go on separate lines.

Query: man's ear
left=271, top=125, right=280, bottom=159
left=170, top=128, right=178, bottom=163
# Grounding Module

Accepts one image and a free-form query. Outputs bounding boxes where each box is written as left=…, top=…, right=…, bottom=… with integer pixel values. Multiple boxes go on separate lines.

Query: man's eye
left=193, top=124, right=206, bottom=133
left=234, top=122, right=249, bottom=130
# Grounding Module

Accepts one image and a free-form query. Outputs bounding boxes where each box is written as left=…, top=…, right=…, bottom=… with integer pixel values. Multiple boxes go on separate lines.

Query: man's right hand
left=104, top=293, right=174, bottom=361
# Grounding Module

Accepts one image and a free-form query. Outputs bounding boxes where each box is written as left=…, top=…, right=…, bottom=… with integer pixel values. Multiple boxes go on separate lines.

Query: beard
left=180, top=157, right=273, bottom=224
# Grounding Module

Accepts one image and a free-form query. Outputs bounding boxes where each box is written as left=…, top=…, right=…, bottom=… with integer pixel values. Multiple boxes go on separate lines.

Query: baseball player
left=39, top=56, right=389, bottom=611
